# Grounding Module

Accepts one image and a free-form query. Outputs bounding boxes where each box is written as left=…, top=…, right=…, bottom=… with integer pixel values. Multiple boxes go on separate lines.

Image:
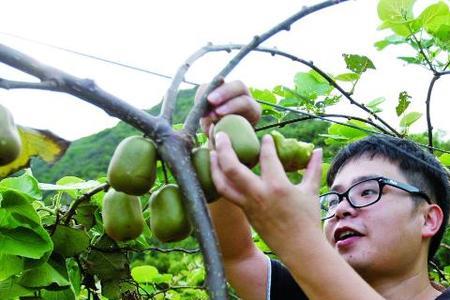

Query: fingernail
left=215, top=105, right=228, bottom=115
left=208, top=91, right=221, bottom=104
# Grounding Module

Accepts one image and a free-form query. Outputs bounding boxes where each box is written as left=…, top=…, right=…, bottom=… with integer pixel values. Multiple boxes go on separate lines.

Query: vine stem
left=183, top=0, right=350, bottom=136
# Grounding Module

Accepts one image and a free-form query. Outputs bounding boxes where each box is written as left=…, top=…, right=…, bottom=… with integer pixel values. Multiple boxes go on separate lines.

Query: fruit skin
left=102, top=189, right=145, bottom=242
left=107, top=136, right=157, bottom=195
left=213, top=114, right=260, bottom=167
left=192, top=147, right=219, bottom=203
left=270, top=130, right=314, bottom=172
left=0, top=104, right=22, bottom=166
left=150, top=184, right=192, bottom=243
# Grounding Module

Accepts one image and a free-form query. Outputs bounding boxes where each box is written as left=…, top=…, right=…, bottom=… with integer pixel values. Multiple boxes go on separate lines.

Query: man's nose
left=334, top=196, right=358, bottom=219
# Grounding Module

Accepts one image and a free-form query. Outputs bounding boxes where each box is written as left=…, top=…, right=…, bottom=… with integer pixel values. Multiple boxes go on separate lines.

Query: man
left=198, top=81, right=450, bottom=299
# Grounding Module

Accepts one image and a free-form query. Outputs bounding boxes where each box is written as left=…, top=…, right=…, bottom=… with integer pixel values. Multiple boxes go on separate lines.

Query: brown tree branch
left=425, top=75, right=440, bottom=153
left=0, top=42, right=227, bottom=299
left=0, top=78, right=59, bottom=90
left=182, top=0, right=350, bottom=136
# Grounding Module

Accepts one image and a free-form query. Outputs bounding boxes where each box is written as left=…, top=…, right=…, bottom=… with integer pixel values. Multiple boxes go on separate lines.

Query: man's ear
left=422, top=204, right=444, bottom=238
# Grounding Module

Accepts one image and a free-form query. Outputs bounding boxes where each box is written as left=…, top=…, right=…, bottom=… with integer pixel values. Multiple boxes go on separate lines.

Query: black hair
left=327, top=134, right=449, bottom=260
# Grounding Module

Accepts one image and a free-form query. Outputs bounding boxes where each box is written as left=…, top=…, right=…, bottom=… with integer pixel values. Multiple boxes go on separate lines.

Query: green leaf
left=367, top=97, right=386, bottom=109
left=417, top=1, right=450, bottom=34
left=335, top=72, right=360, bottom=82
left=0, top=190, right=53, bottom=262
left=249, top=88, right=277, bottom=103
left=84, top=235, right=129, bottom=281
left=41, top=288, right=76, bottom=300
left=0, top=127, right=70, bottom=179
left=438, top=153, right=450, bottom=166
left=51, top=225, right=90, bottom=258
left=19, top=256, right=71, bottom=289
left=374, top=34, right=406, bottom=50
left=343, top=54, right=376, bottom=74
left=398, top=56, right=423, bottom=64
left=279, top=98, right=301, bottom=107
left=378, top=0, right=416, bottom=21
left=400, top=111, right=422, bottom=127
left=396, top=91, right=412, bottom=116
left=0, top=277, right=34, bottom=299
left=131, top=265, right=159, bottom=283
left=0, top=171, right=41, bottom=202
left=101, top=279, right=137, bottom=300
left=294, top=70, right=333, bottom=100
left=0, top=254, right=25, bottom=281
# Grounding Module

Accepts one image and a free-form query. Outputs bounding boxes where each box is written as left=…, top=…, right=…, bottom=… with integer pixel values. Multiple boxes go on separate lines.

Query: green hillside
left=31, top=87, right=333, bottom=183
left=31, top=88, right=198, bottom=183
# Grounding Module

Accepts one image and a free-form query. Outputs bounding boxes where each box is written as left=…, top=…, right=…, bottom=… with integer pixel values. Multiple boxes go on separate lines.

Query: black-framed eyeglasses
left=320, top=176, right=432, bottom=220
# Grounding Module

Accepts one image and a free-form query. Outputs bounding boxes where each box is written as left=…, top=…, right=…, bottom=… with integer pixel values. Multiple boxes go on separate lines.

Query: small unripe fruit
left=0, top=104, right=22, bottom=166
left=102, top=189, right=145, bottom=242
left=214, top=114, right=260, bottom=167
left=107, top=136, right=157, bottom=195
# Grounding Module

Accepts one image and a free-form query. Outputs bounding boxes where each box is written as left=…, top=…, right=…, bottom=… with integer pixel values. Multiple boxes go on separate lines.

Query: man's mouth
left=334, top=227, right=364, bottom=243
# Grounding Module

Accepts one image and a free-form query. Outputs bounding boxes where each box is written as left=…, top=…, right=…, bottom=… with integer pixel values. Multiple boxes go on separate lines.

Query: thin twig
left=425, top=75, right=440, bottom=153
left=255, top=114, right=388, bottom=134
left=63, top=183, right=109, bottom=225
left=183, top=0, right=350, bottom=136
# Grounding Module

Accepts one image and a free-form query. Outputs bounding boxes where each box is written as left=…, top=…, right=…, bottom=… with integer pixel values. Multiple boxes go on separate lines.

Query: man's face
left=323, top=155, right=427, bottom=278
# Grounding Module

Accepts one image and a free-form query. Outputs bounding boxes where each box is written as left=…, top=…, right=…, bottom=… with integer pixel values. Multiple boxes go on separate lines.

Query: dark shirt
left=269, top=259, right=450, bottom=300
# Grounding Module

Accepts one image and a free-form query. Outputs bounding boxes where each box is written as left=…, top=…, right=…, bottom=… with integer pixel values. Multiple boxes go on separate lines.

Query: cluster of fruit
left=104, top=135, right=193, bottom=243
left=0, top=104, right=22, bottom=166
left=103, top=114, right=314, bottom=245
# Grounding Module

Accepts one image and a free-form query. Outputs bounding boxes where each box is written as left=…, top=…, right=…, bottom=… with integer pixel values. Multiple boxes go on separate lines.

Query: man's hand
left=196, top=80, right=261, bottom=135
left=210, top=132, right=323, bottom=257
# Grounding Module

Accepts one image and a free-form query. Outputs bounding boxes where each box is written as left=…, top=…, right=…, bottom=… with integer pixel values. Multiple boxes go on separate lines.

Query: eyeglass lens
left=321, top=179, right=381, bottom=219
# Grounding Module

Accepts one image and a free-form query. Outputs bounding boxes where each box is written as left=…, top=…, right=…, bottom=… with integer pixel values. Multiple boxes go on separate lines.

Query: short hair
left=326, top=134, right=449, bottom=259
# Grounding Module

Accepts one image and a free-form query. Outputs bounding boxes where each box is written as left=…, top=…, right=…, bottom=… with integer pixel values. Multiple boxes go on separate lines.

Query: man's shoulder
left=435, top=287, right=450, bottom=300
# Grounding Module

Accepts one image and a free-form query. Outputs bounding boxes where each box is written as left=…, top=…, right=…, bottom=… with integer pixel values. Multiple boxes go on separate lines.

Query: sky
left=0, top=0, right=449, bottom=141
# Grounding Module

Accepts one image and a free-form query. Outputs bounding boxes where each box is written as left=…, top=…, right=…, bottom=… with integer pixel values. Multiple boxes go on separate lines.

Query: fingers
left=259, top=135, right=288, bottom=182
left=210, top=150, right=248, bottom=206
left=207, top=80, right=250, bottom=106
left=300, top=148, right=323, bottom=193
left=213, top=95, right=261, bottom=126
left=212, top=132, right=262, bottom=200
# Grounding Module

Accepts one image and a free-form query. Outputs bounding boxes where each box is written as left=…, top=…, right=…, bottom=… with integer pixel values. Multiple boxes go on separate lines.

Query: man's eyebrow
left=330, top=174, right=380, bottom=192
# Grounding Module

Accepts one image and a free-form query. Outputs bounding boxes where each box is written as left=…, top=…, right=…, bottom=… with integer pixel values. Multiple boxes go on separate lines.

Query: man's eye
left=361, top=189, right=377, bottom=197
left=329, top=198, right=339, bottom=207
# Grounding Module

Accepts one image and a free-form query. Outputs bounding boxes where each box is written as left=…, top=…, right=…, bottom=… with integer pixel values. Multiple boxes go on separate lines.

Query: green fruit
left=270, top=130, right=314, bottom=172
left=102, top=189, right=145, bottom=241
left=214, top=114, right=260, bottom=167
left=150, top=184, right=192, bottom=243
left=107, top=136, right=157, bottom=195
left=192, top=147, right=219, bottom=203
left=0, top=104, right=22, bottom=166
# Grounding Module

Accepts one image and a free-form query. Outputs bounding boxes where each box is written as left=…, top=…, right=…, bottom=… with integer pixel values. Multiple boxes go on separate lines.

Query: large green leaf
left=0, top=277, right=34, bottom=299
left=377, top=0, right=417, bottom=36
left=19, top=256, right=71, bottom=290
left=51, top=225, right=90, bottom=258
left=0, top=171, right=41, bottom=202
left=0, top=190, right=53, bottom=266
left=131, top=265, right=159, bottom=283
left=417, top=1, right=450, bottom=34
left=343, top=54, right=376, bottom=74
left=0, top=254, right=24, bottom=281
left=0, top=127, right=70, bottom=179
left=399, top=111, right=422, bottom=127
left=83, top=235, right=129, bottom=281
left=294, top=70, right=333, bottom=100
left=41, top=288, right=76, bottom=300
left=438, top=153, right=450, bottom=167
left=378, top=0, right=416, bottom=22
left=374, top=34, right=406, bottom=50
